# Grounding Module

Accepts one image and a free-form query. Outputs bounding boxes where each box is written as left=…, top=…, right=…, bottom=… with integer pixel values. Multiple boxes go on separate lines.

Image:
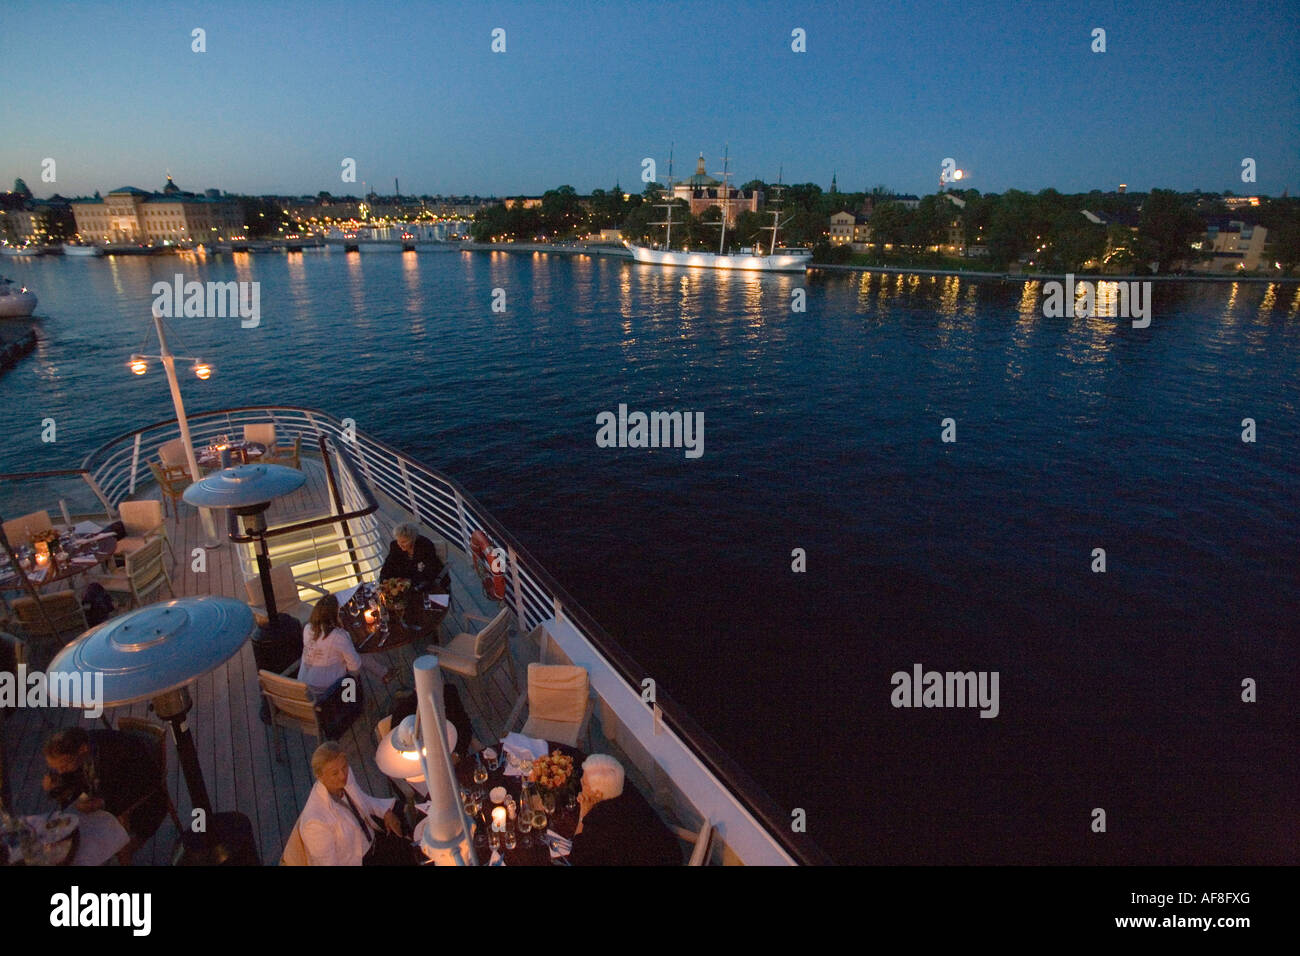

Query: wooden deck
left=1, top=456, right=528, bottom=865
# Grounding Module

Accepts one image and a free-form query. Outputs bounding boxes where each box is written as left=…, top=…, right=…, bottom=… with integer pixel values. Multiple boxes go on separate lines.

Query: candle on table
left=491, top=806, right=506, bottom=830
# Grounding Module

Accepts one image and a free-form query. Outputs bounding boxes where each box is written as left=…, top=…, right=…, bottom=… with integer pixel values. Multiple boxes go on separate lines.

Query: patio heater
left=183, top=464, right=307, bottom=669
left=47, top=597, right=259, bottom=864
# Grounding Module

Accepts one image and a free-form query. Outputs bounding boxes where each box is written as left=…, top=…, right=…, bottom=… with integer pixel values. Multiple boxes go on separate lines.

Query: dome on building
left=162, top=176, right=181, bottom=195
left=683, top=153, right=719, bottom=187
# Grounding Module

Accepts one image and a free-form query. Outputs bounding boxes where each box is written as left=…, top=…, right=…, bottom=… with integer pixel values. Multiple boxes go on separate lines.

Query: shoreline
left=810, top=263, right=1298, bottom=284
left=459, top=244, right=1296, bottom=283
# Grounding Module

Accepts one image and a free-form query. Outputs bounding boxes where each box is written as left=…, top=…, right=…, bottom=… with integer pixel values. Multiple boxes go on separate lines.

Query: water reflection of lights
left=1257, top=283, right=1276, bottom=319
left=938, top=274, right=960, bottom=318
left=1289, top=286, right=1300, bottom=319
left=1017, top=281, right=1039, bottom=322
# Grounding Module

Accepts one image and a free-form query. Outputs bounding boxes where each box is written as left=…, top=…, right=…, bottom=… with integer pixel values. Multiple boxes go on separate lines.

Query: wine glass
left=472, top=762, right=488, bottom=787
left=531, top=807, right=548, bottom=834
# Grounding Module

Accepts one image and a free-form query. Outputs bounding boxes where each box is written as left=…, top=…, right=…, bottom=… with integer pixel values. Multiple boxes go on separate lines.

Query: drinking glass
left=504, top=822, right=516, bottom=850
left=472, top=760, right=488, bottom=787
left=531, top=808, right=548, bottom=833
left=470, top=787, right=485, bottom=806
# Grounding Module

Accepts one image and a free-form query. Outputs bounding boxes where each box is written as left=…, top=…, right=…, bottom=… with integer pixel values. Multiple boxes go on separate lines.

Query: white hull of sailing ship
left=625, top=242, right=810, bottom=272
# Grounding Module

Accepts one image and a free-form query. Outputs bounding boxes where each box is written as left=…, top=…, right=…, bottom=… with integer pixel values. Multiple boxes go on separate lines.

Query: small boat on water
left=0, top=244, right=42, bottom=257
left=0, top=277, right=37, bottom=317
left=62, top=242, right=104, bottom=257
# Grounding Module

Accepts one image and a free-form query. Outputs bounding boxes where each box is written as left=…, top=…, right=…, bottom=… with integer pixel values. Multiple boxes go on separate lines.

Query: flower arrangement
left=380, top=577, right=411, bottom=612
left=530, top=750, right=575, bottom=793
left=31, top=529, right=60, bottom=546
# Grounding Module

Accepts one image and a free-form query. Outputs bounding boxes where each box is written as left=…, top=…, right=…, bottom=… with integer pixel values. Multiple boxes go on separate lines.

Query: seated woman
left=43, top=727, right=167, bottom=865
left=299, top=594, right=388, bottom=697
left=569, top=754, right=682, bottom=866
left=380, top=522, right=447, bottom=591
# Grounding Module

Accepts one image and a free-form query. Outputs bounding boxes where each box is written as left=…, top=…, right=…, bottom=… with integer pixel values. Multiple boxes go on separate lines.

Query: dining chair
left=148, top=461, right=191, bottom=517
left=115, top=499, right=173, bottom=564
left=115, top=716, right=185, bottom=841
left=262, top=434, right=302, bottom=470
left=243, top=423, right=277, bottom=452
left=158, top=438, right=188, bottom=469
left=96, top=537, right=175, bottom=609
left=10, top=591, right=89, bottom=668
left=2, top=509, right=53, bottom=546
left=433, top=606, right=516, bottom=720
left=244, top=564, right=329, bottom=626
left=502, top=663, right=592, bottom=750
left=258, top=659, right=363, bottom=763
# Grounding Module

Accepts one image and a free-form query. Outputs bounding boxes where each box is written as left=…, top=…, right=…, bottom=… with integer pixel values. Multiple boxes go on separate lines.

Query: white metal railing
left=77, top=405, right=822, bottom=864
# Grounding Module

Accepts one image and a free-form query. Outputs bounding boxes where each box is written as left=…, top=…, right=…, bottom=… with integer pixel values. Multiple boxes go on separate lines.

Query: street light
left=129, top=312, right=219, bottom=546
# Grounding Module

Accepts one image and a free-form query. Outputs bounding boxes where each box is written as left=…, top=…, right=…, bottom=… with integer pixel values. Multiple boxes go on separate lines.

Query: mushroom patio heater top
left=47, top=597, right=258, bottom=864
left=183, top=463, right=306, bottom=616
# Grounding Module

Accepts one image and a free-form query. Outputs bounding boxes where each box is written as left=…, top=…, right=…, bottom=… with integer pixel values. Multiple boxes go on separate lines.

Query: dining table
left=339, top=580, right=451, bottom=655
left=0, top=529, right=118, bottom=592
left=4, top=809, right=130, bottom=866
left=196, top=440, right=265, bottom=470
left=434, top=741, right=583, bottom=866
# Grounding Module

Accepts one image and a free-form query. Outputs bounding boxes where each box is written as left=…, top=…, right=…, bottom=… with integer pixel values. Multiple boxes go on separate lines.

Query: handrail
left=72, top=404, right=830, bottom=865
left=222, top=436, right=378, bottom=544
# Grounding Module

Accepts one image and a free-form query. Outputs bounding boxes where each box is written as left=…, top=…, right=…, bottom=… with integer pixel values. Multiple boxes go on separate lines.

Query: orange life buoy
left=470, top=530, right=506, bottom=601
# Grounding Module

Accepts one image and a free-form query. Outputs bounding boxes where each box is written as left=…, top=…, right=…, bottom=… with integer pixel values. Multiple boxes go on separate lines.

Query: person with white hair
left=569, top=753, right=681, bottom=866
left=297, top=742, right=411, bottom=866
left=380, top=521, right=447, bottom=591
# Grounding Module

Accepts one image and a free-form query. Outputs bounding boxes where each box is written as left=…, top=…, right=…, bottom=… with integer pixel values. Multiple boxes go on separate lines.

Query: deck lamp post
left=47, top=597, right=260, bottom=864
left=182, top=463, right=306, bottom=623
left=412, top=656, right=477, bottom=865
left=128, top=311, right=219, bottom=547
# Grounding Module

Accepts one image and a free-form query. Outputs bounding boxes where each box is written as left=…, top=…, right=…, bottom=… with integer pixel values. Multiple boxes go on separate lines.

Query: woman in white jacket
left=298, top=594, right=386, bottom=697
left=299, top=742, right=403, bottom=866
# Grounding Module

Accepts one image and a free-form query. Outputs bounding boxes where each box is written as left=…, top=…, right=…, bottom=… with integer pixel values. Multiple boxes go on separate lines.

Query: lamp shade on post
left=47, top=597, right=259, bottom=864
left=184, top=464, right=306, bottom=619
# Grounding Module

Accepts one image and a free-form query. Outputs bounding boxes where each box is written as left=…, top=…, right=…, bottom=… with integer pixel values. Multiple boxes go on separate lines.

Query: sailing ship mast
left=648, top=144, right=677, bottom=249
left=716, top=145, right=731, bottom=255
left=762, top=167, right=795, bottom=256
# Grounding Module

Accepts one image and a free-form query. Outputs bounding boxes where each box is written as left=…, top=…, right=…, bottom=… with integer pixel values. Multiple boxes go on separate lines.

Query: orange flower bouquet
left=530, top=750, right=575, bottom=799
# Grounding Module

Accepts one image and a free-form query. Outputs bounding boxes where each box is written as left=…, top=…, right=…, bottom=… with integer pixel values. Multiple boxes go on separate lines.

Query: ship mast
left=763, top=167, right=794, bottom=256
left=716, top=145, right=731, bottom=255
left=648, top=144, right=677, bottom=249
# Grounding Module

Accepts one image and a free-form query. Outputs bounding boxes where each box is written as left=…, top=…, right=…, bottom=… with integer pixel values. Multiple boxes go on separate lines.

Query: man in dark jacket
left=380, top=522, right=447, bottom=591
left=43, top=726, right=168, bottom=863
left=568, top=754, right=682, bottom=866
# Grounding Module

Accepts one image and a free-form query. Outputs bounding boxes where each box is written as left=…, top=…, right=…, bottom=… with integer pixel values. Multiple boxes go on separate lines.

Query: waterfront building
left=1188, top=219, right=1269, bottom=272
left=5, top=195, right=76, bottom=245
left=69, top=177, right=243, bottom=244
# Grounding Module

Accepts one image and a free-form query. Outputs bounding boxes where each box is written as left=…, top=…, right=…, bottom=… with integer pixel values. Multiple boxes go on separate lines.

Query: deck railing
left=77, top=405, right=829, bottom=865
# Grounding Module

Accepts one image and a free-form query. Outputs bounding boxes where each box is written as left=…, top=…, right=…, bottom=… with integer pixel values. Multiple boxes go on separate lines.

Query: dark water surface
left=1, top=251, right=1296, bottom=863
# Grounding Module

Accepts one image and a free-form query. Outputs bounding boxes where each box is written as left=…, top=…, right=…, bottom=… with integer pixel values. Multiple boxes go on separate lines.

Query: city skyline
left=3, top=0, right=1297, bottom=199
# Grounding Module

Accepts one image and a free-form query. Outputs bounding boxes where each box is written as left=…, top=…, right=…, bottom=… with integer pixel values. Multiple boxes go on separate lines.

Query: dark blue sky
left=5, top=0, right=1297, bottom=198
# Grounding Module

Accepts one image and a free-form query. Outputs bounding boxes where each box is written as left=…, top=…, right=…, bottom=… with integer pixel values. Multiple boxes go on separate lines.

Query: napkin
left=426, top=593, right=449, bottom=608
left=545, top=830, right=572, bottom=859
left=334, top=584, right=360, bottom=607
left=73, top=521, right=103, bottom=535
left=489, top=848, right=505, bottom=866
left=71, top=556, right=98, bottom=566
left=500, top=732, right=548, bottom=775
left=89, top=532, right=117, bottom=542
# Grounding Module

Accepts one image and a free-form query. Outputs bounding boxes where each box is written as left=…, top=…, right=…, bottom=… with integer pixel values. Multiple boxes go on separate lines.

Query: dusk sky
left=4, top=0, right=1297, bottom=198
